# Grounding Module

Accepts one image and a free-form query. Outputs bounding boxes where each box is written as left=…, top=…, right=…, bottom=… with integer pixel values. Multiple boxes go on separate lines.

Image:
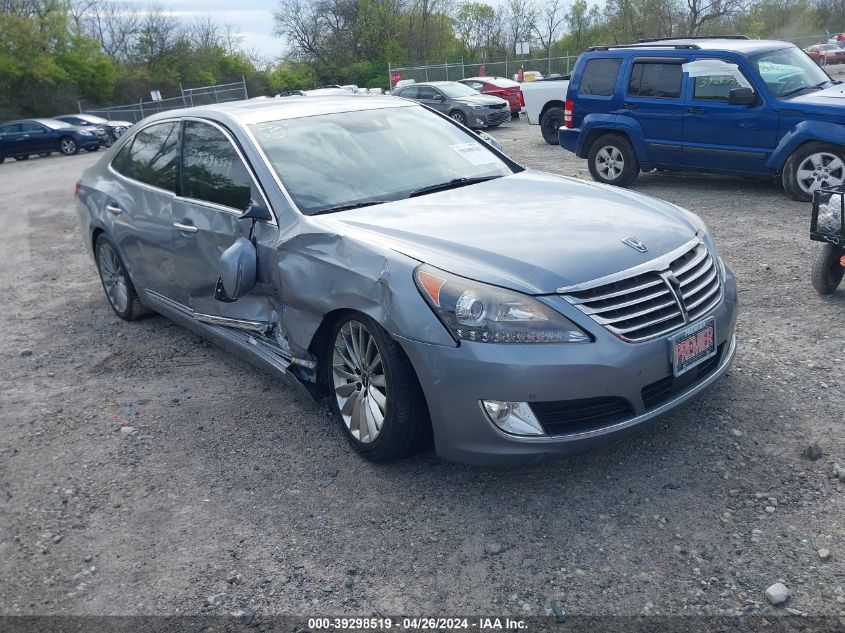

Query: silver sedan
left=76, top=95, right=737, bottom=464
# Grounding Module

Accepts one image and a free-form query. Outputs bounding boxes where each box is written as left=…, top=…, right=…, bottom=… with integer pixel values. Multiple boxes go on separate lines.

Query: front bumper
left=399, top=269, right=738, bottom=465
left=471, top=109, right=510, bottom=128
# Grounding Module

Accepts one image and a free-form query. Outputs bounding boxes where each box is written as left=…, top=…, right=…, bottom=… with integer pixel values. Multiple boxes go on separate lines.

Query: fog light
left=481, top=400, right=545, bottom=436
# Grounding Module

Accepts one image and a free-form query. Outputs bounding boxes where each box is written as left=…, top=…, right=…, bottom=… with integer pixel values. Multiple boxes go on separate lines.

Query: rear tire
left=587, top=133, right=640, bottom=187
left=94, top=235, right=150, bottom=321
left=14, top=155, right=29, bottom=161
left=540, top=106, right=563, bottom=145
left=325, top=314, right=427, bottom=462
left=782, top=142, right=845, bottom=202
left=812, top=244, right=844, bottom=294
left=40, top=152, right=51, bottom=157
left=87, top=145, right=99, bottom=152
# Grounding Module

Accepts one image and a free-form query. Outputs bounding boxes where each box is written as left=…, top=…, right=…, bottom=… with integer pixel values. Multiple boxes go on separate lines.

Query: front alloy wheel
left=326, top=315, right=427, bottom=461
left=783, top=142, right=845, bottom=201
left=332, top=320, right=388, bottom=444
left=60, top=137, right=78, bottom=156
left=796, top=152, right=845, bottom=196
left=587, top=133, right=640, bottom=187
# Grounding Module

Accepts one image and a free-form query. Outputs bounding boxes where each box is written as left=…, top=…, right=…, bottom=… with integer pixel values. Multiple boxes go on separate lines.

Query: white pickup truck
left=520, top=77, right=570, bottom=145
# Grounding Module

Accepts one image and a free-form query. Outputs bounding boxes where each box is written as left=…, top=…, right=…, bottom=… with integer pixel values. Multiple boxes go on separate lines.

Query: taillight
left=75, top=180, right=81, bottom=199
left=519, top=90, right=525, bottom=107
left=564, top=99, right=574, bottom=128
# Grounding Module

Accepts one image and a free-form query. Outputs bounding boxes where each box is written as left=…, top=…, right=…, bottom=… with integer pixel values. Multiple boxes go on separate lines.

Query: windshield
left=751, top=46, right=830, bottom=98
left=250, top=105, right=513, bottom=215
left=438, top=83, right=481, bottom=98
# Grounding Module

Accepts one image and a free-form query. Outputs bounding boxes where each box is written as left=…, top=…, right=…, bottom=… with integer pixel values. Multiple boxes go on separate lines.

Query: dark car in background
left=395, top=81, right=510, bottom=128
left=0, top=118, right=100, bottom=162
left=459, top=76, right=525, bottom=116
left=55, top=113, right=132, bottom=144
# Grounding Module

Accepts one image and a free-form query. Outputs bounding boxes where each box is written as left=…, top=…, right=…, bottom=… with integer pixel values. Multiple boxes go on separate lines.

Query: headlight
left=469, top=105, right=485, bottom=110
left=414, top=264, right=591, bottom=344
left=79, top=131, right=93, bottom=136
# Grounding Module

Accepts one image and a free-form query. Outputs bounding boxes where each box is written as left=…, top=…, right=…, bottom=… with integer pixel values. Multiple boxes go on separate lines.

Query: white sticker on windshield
left=682, top=59, right=752, bottom=88
left=450, top=143, right=498, bottom=166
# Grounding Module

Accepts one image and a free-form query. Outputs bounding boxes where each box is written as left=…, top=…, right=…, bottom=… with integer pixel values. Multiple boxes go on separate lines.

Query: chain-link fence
left=80, top=80, right=249, bottom=123
left=388, top=56, right=578, bottom=88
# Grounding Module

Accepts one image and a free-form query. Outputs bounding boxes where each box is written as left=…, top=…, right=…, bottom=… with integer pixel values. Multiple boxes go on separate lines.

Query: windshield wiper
left=310, top=200, right=393, bottom=215
left=409, top=175, right=502, bottom=198
left=780, top=81, right=827, bottom=98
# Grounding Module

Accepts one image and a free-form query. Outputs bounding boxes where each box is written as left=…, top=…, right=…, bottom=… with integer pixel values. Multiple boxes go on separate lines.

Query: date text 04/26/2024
left=306, top=618, right=527, bottom=630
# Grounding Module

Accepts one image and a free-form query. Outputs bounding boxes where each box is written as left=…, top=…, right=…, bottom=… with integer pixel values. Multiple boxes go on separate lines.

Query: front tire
left=783, top=142, right=845, bottom=202
left=587, top=133, right=640, bottom=187
left=812, top=244, right=844, bottom=294
left=540, top=106, right=563, bottom=145
left=95, top=236, right=149, bottom=321
left=449, top=110, right=467, bottom=126
left=326, top=315, right=426, bottom=462
left=59, top=137, right=79, bottom=156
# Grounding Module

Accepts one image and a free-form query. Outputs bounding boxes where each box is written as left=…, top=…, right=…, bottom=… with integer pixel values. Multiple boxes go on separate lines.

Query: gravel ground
left=1, top=108, right=844, bottom=620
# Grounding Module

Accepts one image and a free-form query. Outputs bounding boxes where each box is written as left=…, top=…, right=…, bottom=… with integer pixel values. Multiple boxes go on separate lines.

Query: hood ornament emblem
left=622, top=236, right=648, bottom=253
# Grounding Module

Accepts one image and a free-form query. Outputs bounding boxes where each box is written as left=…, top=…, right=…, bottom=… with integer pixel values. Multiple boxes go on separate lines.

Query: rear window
left=627, top=62, right=682, bottom=98
left=489, top=78, right=519, bottom=88
left=112, top=122, right=179, bottom=192
left=579, top=58, right=622, bottom=96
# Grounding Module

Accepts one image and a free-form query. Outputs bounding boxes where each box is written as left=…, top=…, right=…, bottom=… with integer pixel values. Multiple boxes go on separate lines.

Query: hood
left=318, top=171, right=699, bottom=294
left=107, top=120, right=133, bottom=127
left=787, top=83, right=845, bottom=110
left=454, top=94, right=508, bottom=107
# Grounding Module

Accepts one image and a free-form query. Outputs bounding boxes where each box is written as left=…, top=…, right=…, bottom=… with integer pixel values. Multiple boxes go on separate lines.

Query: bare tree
left=71, top=0, right=140, bottom=61
left=503, top=0, right=537, bottom=53
left=685, top=0, right=748, bottom=34
left=534, top=0, right=566, bottom=53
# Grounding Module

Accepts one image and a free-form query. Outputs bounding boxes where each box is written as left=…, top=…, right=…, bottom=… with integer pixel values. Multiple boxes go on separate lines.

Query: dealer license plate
left=671, top=318, right=716, bottom=377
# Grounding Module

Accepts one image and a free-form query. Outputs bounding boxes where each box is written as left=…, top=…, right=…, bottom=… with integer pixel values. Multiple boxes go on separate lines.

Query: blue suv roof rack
left=587, top=43, right=701, bottom=51
left=637, top=35, right=750, bottom=42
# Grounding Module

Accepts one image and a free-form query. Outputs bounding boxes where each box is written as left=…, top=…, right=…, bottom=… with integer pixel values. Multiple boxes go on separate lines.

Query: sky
left=136, top=0, right=283, bottom=60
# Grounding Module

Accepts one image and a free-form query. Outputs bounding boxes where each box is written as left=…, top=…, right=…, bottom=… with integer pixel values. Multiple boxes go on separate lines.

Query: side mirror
left=239, top=200, right=272, bottom=222
left=728, top=87, right=757, bottom=105
left=214, top=237, right=257, bottom=302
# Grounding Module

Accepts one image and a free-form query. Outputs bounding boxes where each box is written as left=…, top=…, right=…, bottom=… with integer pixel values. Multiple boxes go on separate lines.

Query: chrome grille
left=561, top=242, right=722, bottom=342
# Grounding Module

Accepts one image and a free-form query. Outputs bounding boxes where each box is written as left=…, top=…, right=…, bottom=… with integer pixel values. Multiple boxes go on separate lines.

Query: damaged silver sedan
left=76, top=95, right=737, bottom=465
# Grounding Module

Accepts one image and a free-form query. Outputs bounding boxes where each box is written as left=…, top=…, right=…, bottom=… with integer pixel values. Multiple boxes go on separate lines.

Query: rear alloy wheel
left=14, top=155, right=29, bottom=161
left=95, top=236, right=149, bottom=321
left=783, top=142, right=845, bottom=201
left=811, top=243, right=845, bottom=294
left=327, top=315, right=426, bottom=462
left=587, top=133, right=640, bottom=187
left=40, top=152, right=51, bottom=157
left=450, top=110, right=467, bottom=126
left=59, top=137, right=79, bottom=156
left=540, top=106, right=563, bottom=145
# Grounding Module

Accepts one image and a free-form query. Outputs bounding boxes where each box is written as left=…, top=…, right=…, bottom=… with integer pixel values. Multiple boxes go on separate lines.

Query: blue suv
left=558, top=36, right=844, bottom=201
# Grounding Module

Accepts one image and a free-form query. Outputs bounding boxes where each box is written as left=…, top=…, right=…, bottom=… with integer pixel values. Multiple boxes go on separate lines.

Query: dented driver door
left=171, top=119, right=280, bottom=328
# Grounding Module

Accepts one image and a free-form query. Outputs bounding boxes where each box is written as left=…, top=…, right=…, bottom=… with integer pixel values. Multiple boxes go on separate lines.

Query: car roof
left=140, top=95, right=416, bottom=126
left=590, top=38, right=794, bottom=56
left=415, top=81, right=463, bottom=86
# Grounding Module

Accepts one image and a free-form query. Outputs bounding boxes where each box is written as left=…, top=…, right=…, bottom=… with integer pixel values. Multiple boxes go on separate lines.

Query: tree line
left=2, top=0, right=844, bottom=119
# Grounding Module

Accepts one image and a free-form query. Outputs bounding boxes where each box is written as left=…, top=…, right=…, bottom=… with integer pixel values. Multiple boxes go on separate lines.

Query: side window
left=627, top=62, right=682, bottom=98
left=181, top=121, right=254, bottom=211
left=113, top=122, right=180, bottom=191
left=21, top=122, right=46, bottom=133
left=1, top=123, right=21, bottom=134
left=417, top=86, right=437, bottom=99
left=399, top=86, right=418, bottom=99
left=578, top=58, right=622, bottom=96
left=687, top=59, right=753, bottom=101
left=468, top=82, right=484, bottom=90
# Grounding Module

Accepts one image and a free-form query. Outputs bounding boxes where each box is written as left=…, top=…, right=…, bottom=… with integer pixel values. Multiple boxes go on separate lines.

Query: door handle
left=686, top=107, right=705, bottom=114
left=622, top=103, right=638, bottom=110
left=173, top=222, right=198, bottom=233
left=105, top=203, right=121, bottom=215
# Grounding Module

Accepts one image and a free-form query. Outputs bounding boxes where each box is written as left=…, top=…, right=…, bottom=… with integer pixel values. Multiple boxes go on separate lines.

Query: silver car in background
left=394, top=81, right=511, bottom=129
left=76, top=95, right=737, bottom=465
